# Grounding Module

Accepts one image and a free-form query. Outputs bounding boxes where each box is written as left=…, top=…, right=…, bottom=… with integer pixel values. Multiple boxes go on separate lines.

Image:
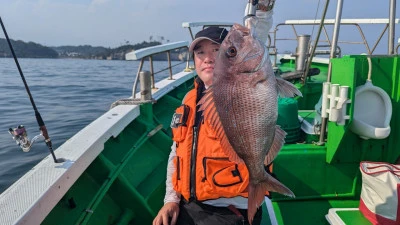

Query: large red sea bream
left=199, top=23, right=301, bottom=224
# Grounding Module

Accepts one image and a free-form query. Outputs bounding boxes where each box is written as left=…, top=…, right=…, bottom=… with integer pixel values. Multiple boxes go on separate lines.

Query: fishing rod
left=0, top=16, right=63, bottom=163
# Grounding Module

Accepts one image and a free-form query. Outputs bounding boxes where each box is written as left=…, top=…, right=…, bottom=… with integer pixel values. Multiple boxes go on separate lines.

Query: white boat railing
left=125, top=41, right=189, bottom=98
left=270, top=18, right=400, bottom=60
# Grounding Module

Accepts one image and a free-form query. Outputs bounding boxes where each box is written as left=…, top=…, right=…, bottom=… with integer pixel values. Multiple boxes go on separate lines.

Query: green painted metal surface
left=271, top=55, right=400, bottom=225
left=43, top=78, right=193, bottom=225
left=273, top=200, right=360, bottom=225
left=279, top=59, right=329, bottom=110
left=327, top=55, right=400, bottom=164
left=277, top=98, right=300, bottom=143
left=43, top=55, right=400, bottom=224
left=336, top=210, right=372, bottom=225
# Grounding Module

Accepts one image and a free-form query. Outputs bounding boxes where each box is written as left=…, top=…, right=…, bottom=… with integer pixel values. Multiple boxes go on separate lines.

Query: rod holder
left=321, top=82, right=351, bottom=125
left=321, top=82, right=331, bottom=118
left=328, top=84, right=339, bottom=121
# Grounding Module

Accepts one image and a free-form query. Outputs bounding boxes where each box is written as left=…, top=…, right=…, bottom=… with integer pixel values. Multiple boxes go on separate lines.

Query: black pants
left=176, top=200, right=262, bottom=225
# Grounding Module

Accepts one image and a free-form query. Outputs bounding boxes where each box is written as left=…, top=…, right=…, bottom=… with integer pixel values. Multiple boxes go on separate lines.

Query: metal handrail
left=270, top=18, right=400, bottom=59
left=125, top=41, right=189, bottom=98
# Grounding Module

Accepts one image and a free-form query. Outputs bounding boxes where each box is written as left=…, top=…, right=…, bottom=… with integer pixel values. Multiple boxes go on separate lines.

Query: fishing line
left=303, top=0, right=322, bottom=80
left=303, top=0, right=330, bottom=83
left=311, top=0, right=322, bottom=39
left=153, top=61, right=186, bottom=75
left=0, top=16, right=63, bottom=163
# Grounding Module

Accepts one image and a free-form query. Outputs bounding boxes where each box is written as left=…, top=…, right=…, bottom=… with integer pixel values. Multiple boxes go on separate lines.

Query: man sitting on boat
left=153, top=1, right=275, bottom=225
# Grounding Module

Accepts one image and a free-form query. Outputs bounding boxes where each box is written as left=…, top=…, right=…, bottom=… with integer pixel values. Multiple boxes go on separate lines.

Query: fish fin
left=247, top=173, right=295, bottom=224
left=247, top=183, right=266, bottom=225
left=264, top=173, right=295, bottom=197
left=264, top=126, right=286, bottom=166
left=276, top=77, right=303, bottom=97
left=198, top=87, right=244, bottom=164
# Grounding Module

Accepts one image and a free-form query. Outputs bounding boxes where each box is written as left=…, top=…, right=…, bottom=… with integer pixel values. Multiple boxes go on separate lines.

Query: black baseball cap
left=188, top=27, right=228, bottom=52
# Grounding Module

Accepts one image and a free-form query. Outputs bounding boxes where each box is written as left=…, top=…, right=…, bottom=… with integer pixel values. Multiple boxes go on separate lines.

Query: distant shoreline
left=0, top=57, right=186, bottom=62
left=0, top=38, right=186, bottom=61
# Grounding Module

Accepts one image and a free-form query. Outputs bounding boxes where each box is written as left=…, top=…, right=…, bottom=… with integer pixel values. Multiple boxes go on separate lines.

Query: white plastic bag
left=359, top=161, right=400, bottom=225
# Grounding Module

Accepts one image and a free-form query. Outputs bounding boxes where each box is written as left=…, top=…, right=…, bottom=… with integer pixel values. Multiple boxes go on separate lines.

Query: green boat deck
left=42, top=55, right=400, bottom=224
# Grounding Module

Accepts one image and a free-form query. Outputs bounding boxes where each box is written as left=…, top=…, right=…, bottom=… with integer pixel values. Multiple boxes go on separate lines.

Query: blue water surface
left=0, top=58, right=187, bottom=193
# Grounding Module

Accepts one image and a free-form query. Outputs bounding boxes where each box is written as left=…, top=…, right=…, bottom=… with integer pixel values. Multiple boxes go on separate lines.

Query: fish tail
left=247, top=174, right=295, bottom=224
left=248, top=182, right=266, bottom=225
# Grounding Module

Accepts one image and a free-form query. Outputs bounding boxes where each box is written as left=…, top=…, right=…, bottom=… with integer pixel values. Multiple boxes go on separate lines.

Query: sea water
left=0, top=58, right=187, bottom=193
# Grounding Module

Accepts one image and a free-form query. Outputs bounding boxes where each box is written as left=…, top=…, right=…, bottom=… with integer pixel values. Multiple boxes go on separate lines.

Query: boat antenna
left=0, top=16, right=63, bottom=163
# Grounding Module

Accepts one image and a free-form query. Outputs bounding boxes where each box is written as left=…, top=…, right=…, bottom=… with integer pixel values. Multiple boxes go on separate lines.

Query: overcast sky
left=0, top=0, right=399, bottom=52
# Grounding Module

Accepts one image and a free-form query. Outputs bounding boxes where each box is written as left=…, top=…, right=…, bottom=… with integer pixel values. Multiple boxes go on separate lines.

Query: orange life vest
left=170, top=79, right=269, bottom=201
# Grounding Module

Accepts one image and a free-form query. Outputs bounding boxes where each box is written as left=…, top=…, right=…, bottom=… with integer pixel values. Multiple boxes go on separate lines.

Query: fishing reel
left=8, top=125, right=43, bottom=152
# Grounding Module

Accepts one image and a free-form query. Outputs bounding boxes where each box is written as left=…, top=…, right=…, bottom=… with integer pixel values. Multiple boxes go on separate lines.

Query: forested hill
left=0, top=39, right=184, bottom=60
left=0, top=38, right=58, bottom=58
left=52, top=41, right=163, bottom=60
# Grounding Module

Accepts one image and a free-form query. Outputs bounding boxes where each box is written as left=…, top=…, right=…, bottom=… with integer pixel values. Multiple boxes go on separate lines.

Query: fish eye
left=226, top=47, right=237, bottom=57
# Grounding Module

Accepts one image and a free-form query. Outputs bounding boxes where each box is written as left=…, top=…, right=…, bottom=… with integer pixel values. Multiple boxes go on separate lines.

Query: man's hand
left=152, top=202, right=180, bottom=225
